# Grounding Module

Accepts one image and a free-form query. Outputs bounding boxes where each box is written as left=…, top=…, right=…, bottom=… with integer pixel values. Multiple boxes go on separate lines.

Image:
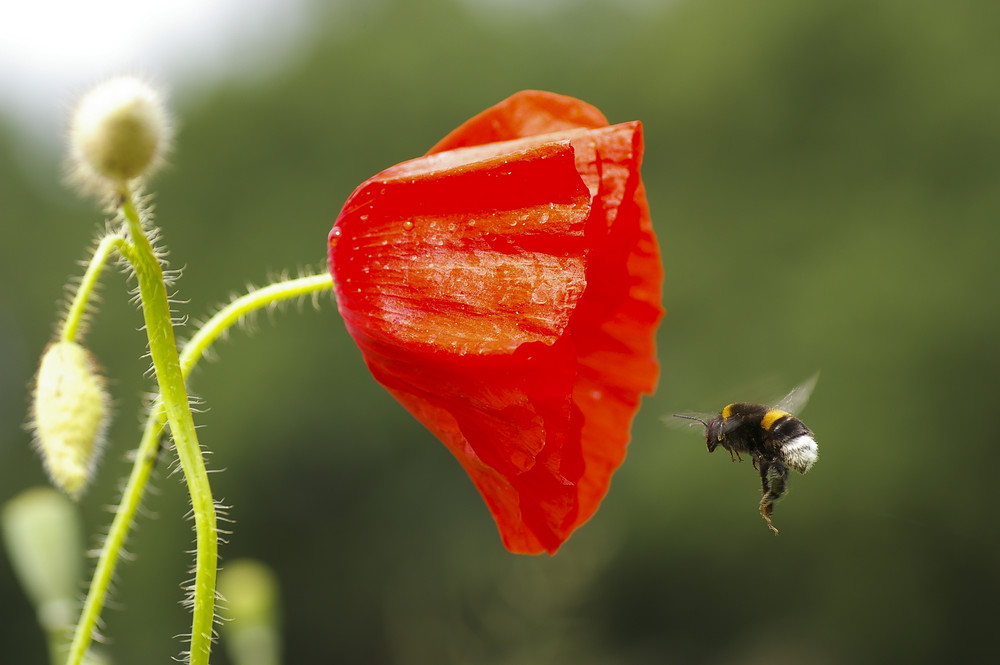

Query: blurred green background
left=2, top=0, right=998, bottom=662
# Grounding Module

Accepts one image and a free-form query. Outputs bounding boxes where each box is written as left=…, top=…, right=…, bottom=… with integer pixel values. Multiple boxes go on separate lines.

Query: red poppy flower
left=328, top=91, right=663, bottom=554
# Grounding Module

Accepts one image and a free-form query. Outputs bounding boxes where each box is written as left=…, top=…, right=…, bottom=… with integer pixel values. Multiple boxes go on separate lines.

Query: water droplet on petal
left=403, top=220, right=414, bottom=231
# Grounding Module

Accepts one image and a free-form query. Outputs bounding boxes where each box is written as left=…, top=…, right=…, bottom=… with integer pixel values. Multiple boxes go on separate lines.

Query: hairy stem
left=64, top=188, right=217, bottom=665
left=119, top=191, right=218, bottom=665
left=66, top=270, right=333, bottom=665
left=180, top=273, right=333, bottom=376
left=60, top=233, right=127, bottom=343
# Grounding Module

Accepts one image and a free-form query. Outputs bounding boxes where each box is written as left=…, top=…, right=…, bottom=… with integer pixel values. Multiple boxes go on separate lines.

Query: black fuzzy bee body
left=673, top=376, right=819, bottom=533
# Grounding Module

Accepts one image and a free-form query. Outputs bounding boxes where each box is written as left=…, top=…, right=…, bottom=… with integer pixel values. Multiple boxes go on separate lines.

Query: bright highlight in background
left=0, top=0, right=311, bottom=139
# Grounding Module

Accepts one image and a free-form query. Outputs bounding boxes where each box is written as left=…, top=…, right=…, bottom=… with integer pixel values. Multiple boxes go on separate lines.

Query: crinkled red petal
left=329, top=92, right=663, bottom=554
left=427, top=90, right=609, bottom=155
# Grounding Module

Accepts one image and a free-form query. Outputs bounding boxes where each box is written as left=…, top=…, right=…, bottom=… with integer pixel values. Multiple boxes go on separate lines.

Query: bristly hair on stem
left=177, top=266, right=332, bottom=370
left=61, top=252, right=333, bottom=665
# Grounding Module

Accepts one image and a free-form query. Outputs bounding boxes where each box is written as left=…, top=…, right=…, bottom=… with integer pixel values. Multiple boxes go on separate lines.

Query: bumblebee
left=672, top=375, right=819, bottom=534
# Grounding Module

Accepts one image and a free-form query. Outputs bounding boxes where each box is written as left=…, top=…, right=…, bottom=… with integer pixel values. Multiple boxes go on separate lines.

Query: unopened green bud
left=1, top=488, right=83, bottom=631
left=219, top=560, right=282, bottom=665
left=69, top=76, right=171, bottom=193
left=31, top=341, right=110, bottom=498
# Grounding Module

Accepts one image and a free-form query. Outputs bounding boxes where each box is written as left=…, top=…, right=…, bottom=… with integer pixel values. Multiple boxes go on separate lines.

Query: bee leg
left=759, top=502, right=779, bottom=534
left=757, top=461, right=789, bottom=535
left=726, top=448, right=742, bottom=463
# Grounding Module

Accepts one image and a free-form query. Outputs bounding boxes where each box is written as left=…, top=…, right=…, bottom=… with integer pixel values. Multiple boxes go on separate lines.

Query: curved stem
left=65, top=391, right=165, bottom=665
left=66, top=272, right=333, bottom=665
left=120, top=190, right=217, bottom=665
left=179, top=273, right=333, bottom=376
left=60, top=233, right=127, bottom=343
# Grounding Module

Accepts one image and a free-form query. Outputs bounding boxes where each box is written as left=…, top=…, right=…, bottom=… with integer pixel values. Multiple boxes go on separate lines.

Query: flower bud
left=218, top=560, right=282, bottom=665
left=31, top=341, right=111, bottom=498
left=1, top=488, right=83, bottom=631
left=69, top=76, right=171, bottom=192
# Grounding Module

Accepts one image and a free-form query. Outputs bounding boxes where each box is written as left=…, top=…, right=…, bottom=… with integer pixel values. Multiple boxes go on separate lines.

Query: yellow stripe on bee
left=721, top=404, right=734, bottom=420
left=761, top=409, right=791, bottom=431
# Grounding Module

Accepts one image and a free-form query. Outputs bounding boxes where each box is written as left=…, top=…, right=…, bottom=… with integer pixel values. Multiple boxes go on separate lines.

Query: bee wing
left=716, top=416, right=747, bottom=436
left=773, top=372, right=819, bottom=415
left=663, top=412, right=714, bottom=434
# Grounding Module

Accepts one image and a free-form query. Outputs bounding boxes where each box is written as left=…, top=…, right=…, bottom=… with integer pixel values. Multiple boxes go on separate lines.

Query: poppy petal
left=329, top=92, right=663, bottom=554
left=427, top=90, right=609, bottom=154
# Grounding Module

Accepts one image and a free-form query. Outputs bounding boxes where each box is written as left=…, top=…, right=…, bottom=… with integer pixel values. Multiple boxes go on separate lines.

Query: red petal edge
left=427, top=90, right=609, bottom=154
left=329, top=91, right=663, bottom=554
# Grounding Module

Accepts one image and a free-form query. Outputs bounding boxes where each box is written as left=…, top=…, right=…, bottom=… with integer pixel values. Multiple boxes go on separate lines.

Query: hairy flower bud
left=31, top=341, right=111, bottom=498
left=69, top=76, right=171, bottom=193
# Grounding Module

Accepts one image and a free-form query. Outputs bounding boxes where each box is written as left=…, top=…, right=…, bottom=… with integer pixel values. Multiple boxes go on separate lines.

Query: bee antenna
left=672, top=414, right=708, bottom=427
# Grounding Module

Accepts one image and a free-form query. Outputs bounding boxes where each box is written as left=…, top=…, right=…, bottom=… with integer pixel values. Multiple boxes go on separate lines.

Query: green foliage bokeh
left=1, top=0, right=998, bottom=662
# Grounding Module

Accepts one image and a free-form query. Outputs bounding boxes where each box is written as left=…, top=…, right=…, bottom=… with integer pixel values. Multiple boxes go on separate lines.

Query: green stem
left=60, top=233, right=127, bottom=343
left=180, top=273, right=332, bottom=375
left=122, top=190, right=218, bottom=664
left=64, top=393, right=165, bottom=665
left=61, top=189, right=219, bottom=665
left=65, top=271, right=333, bottom=665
